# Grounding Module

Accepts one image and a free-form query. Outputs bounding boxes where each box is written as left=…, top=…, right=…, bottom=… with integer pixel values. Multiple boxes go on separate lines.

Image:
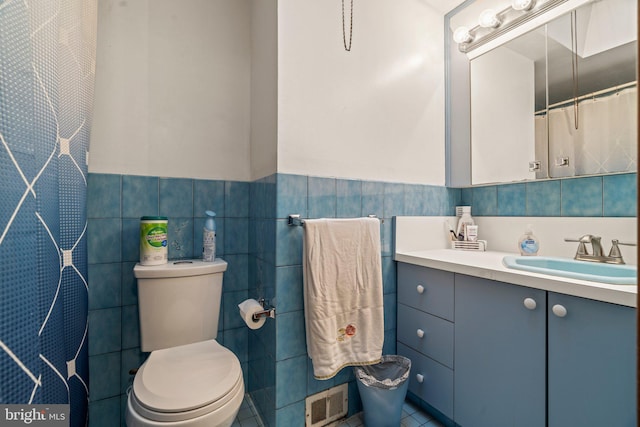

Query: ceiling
left=423, top=0, right=468, bottom=15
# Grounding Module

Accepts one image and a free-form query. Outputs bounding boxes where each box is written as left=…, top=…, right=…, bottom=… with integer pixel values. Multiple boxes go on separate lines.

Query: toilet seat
left=130, top=340, right=242, bottom=423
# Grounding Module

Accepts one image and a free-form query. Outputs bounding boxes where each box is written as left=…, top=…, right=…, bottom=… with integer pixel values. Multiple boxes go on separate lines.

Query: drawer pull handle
left=416, top=374, right=424, bottom=383
left=552, top=304, right=567, bottom=318
left=416, top=285, right=425, bottom=294
left=416, top=329, right=425, bottom=338
left=523, top=298, right=537, bottom=310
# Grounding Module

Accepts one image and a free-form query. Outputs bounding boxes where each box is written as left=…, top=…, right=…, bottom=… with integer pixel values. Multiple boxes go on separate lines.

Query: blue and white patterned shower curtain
left=0, top=1, right=96, bottom=425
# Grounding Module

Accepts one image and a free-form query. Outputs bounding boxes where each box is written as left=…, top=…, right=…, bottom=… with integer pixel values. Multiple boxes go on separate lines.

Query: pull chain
left=570, top=10, right=579, bottom=130
left=342, top=0, right=353, bottom=51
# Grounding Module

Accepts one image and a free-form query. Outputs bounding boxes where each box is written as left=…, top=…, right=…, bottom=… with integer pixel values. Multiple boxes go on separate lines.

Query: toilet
left=126, top=259, right=244, bottom=427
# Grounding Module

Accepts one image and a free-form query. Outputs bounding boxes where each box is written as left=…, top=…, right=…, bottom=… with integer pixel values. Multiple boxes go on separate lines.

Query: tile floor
left=231, top=395, right=443, bottom=427
left=335, top=400, right=445, bottom=427
left=231, top=396, right=263, bottom=427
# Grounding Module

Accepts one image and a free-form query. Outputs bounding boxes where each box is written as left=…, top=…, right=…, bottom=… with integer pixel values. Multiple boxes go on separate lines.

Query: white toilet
left=126, top=259, right=244, bottom=427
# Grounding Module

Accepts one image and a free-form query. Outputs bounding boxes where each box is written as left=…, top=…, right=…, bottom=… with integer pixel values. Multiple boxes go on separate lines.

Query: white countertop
left=395, top=249, right=637, bottom=308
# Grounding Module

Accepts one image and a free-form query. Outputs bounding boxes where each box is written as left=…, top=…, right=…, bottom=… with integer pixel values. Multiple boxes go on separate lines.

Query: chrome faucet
left=564, top=235, right=636, bottom=264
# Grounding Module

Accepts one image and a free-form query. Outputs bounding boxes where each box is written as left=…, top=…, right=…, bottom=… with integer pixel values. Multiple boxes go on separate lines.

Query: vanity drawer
left=398, top=343, right=453, bottom=420
left=397, top=304, right=454, bottom=368
left=398, top=263, right=454, bottom=321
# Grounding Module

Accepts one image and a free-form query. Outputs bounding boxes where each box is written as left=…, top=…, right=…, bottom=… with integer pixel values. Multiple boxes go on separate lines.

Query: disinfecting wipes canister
left=140, top=216, right=168, bottom=265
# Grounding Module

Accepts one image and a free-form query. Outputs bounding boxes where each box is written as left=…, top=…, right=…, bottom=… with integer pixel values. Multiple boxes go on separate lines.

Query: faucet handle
left=609, top=240, right=622, bottom=258
left=564, top=234, right=598, bottom=243
left=607, top=240, right=636, bottom=264
left=564, top=237, right=589, bottom=255
left=612, top=240, right=637, bottom=247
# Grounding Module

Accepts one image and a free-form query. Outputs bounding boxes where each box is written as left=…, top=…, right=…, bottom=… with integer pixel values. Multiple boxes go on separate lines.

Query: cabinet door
left=454, top=274, right=546, bottom=427
left=548, top=292, right=636, bottom=427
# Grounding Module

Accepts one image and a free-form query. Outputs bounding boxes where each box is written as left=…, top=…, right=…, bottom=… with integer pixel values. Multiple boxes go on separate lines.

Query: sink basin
left=502, top=256, right=637, bottom=285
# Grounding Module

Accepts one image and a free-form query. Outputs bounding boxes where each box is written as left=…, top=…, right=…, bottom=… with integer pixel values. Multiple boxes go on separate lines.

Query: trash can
left=354, top=355, right=411, bottom=427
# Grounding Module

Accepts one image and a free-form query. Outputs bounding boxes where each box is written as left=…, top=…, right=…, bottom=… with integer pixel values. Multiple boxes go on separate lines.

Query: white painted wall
left=250, top=0, right=278, bottom=180
left=276, top=0, right=447, bottom=185
left=90, top=0, right=252, bottom=181
left=395, top=216, right=637, bottom=264
left=90, top=0, right=448, bottom=184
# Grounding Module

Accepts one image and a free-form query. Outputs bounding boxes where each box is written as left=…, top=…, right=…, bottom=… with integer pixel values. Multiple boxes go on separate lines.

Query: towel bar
left=287, top=214, right=383, bottom=226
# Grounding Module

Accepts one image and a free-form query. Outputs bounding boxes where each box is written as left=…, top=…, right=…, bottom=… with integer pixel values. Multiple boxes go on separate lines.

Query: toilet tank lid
left=134, top=259, right=227, bottom=279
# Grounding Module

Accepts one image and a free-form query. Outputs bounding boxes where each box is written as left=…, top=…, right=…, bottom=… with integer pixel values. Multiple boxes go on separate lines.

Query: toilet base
left=125, top=380, right=244, bottom=427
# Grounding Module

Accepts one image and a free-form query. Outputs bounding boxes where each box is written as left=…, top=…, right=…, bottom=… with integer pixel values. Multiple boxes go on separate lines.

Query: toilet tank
left=133, top=259, right=227, bottom=352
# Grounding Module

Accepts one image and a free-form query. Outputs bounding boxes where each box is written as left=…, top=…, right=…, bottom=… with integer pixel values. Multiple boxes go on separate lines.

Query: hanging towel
left=303, top=217, right=384, bottom=379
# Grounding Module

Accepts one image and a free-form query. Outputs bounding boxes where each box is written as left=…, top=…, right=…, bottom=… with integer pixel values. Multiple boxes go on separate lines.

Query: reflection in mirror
left=469, top=0, right=637, bottom=185
left=470, top=28, right=543, bottom=184
left=545, top=2, right=637, bottom=178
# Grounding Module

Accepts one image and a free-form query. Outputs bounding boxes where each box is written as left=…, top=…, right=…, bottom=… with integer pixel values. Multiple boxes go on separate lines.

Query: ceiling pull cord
left=342, top=0, right=353, bottom=51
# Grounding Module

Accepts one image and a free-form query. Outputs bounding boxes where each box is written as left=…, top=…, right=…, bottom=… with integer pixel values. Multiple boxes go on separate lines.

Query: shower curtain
left=546, top=86, right=638, bottom=177
left=0, top=1, right=97, bottom=426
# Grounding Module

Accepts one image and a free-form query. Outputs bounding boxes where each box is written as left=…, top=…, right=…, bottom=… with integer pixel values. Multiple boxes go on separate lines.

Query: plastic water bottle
left=203, top=211, right=216, bottom=262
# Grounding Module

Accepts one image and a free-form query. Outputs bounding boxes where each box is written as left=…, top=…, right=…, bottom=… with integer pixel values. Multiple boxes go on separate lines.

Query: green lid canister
left=140, top=216, right=168, bottom=265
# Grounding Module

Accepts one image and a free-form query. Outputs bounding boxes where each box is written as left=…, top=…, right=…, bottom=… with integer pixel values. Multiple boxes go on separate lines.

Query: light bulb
left=479, top=9, right=501, bottom=28
left=453, top=26, right=473, bottom=44
left=511, top=0, right=535, bottom=11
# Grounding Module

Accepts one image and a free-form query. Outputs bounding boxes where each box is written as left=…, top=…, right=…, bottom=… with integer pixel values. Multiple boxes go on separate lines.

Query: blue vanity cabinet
left=547, top=292, right=636, bottom=427
left=397, top=262, right=636, bottom=427
left=397, top=263, right=454, bottom=421
left=454, top=274, right=546, bottom=427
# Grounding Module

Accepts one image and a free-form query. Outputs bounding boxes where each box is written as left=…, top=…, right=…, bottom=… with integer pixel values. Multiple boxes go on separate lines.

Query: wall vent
left=305, top=383, right=348, bottom=427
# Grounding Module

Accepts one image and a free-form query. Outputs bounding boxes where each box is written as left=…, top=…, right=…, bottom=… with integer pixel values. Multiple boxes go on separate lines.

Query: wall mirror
left=450, top=0, right=637, bottom=186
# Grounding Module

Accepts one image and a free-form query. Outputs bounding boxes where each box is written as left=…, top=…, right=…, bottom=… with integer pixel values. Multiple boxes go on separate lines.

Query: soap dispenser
left=203, top=210, right=216, bottom=262
left=518, top=224, right=539, bottom=256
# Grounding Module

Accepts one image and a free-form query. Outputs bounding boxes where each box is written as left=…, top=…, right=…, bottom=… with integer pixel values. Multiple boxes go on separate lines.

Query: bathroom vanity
left=395, top=250, right=636, bottom=427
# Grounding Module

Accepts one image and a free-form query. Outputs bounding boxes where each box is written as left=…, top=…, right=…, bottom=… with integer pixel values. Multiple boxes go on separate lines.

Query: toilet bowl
left=126, top=340, right=244, bottom=427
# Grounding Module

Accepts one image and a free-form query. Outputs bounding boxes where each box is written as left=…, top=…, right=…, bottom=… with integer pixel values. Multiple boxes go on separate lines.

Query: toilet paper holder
left=252, top=298, right=276, bottom=321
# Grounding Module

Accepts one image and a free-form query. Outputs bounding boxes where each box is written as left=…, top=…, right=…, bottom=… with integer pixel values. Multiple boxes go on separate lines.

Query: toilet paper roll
left=238, top=299, right=267, bottom=330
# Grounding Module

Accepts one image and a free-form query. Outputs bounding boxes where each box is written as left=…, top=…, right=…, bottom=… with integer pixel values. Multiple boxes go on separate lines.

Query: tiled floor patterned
left=231, top=396, right=263, bottom=427
left=232, top=395, right=444, bottom=427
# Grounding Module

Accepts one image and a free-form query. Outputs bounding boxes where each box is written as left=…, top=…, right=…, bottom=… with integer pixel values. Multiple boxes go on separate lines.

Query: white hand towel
left=303, top=217, right=384, bottom=379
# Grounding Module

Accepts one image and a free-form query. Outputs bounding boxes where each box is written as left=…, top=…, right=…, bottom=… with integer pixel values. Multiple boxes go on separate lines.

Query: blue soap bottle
left=518, top=225, right=539, bottom=256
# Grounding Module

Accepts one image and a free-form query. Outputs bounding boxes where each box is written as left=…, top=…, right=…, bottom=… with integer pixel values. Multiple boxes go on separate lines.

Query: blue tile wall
left=87, top=173, right=252, bottom=426
left=121, top=175, right=158, bottom=218
left=251, top=174, right=461, bottom=426
left=362, top=181, right=385, bottom=218
left=337, top=179, right=363, bottom=218
left=87, top=171, right=635, bottom=427
left=526, top=180, right=561, bottom=216
left=561, top=176, right=603, bottom=217
left=308, top=176, right=337, bottom=218
left=461, top=173, right=636, bottom=218
left=497, top=183, right=526, bottom=216
left=604, top=174, right=637, bottom=217
left=253, top=172, right=636, bottom=427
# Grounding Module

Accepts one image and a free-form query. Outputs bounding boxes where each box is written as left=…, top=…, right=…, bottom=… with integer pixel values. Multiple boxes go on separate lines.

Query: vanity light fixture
left=478, top=9, right=501, bottom=28
left=511, top=0, right=536, bottom=11
left=453, top=0, right=594, bottom=57
left=453, top=26, right=474, bottom=44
